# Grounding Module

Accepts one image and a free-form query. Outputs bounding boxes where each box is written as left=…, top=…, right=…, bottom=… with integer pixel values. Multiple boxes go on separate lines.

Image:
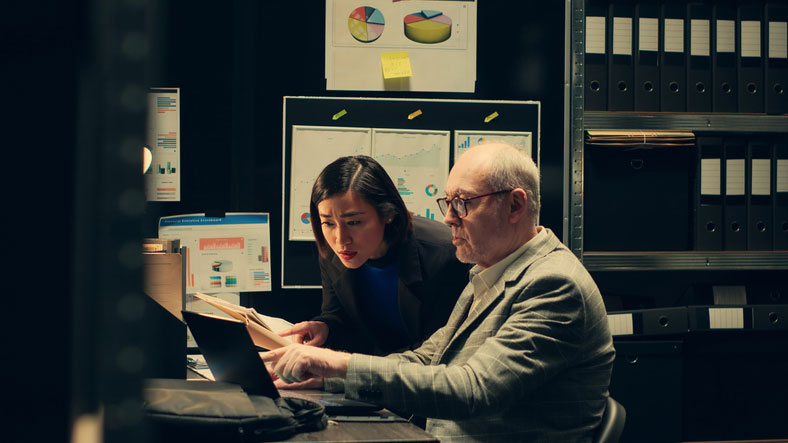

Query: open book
left=191, top=292, right=293, bottom=350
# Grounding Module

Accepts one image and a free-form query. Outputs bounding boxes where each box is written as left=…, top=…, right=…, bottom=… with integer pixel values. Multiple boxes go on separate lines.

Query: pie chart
left=404, top=10, right=452, bottom=44
left=348, top=6, right=385, bottom=43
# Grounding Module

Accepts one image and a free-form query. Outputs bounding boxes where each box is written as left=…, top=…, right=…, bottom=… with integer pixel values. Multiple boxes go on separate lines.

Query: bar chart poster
left=145, top=88, right=180, bottom=201
left=288, top=126, right=372, bottom=241
left=453, top=130, right=534, bottom=165
left=158, top=213, right=272, bottom=293
left=372, top=128, right=450, bottom=221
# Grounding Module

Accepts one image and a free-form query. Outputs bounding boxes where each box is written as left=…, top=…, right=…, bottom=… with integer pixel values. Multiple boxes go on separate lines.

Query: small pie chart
left=348, top=6, right=385, bottom=43
left=404, top=10, right=452, bottom=44
left=301, top=212, right=311, bottom=224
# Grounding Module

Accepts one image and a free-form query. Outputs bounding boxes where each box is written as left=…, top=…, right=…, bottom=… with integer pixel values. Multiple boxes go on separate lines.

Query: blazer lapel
left=434, top=229, right=562, bottom=362
left=395, top=237, right=424, bottom=343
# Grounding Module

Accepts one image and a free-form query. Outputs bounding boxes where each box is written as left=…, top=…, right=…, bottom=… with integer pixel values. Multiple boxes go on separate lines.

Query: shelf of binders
left=582, top=250, right=788, bottom=271
left=584, top=112, right=788, bottom=133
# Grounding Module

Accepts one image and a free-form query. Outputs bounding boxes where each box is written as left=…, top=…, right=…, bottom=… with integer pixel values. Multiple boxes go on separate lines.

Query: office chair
left=593, top=396, right=626, bottom=443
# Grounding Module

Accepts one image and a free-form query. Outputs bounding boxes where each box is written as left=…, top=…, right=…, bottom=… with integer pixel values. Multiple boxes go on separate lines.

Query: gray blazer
left=344, top=228, right=615, bottom=442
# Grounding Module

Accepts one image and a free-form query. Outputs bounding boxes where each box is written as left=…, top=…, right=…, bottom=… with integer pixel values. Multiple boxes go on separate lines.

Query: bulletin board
left=282, top=96, right=540, bottom=288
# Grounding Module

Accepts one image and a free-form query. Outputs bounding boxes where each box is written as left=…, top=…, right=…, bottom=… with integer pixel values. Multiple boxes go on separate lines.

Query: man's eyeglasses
left=435, top=189, right=512, bottom=218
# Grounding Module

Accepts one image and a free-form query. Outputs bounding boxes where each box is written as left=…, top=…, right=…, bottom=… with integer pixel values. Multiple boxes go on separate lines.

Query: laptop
left=182, top=310, right=382, bottom=415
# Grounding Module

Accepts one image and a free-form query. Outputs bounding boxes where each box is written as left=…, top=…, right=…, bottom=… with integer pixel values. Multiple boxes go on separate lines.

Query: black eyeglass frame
left=435, top=189, right=513, bottom=218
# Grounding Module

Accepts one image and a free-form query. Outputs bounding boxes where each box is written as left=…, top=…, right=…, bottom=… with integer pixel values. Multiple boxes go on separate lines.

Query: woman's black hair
left=310, top=155, right=413, bottom=258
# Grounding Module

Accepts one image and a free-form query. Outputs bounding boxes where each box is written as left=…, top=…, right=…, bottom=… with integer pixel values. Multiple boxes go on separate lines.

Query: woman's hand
left=278, top=321, right=329, bottom=346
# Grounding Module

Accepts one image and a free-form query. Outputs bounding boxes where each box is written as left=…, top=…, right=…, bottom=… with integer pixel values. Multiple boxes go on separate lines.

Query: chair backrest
left=593, top=396, right=626, bottom=443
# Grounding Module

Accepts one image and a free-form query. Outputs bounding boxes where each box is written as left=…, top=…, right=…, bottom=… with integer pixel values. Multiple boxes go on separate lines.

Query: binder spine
left=635, top=3, right=660, bottom=111
left=765, top=3, right=788, bottom=115
left=608, top=2, right=635, bottom=111
left=737, top=2, right=766, bottom=113
left=687, top=2, right=713, bottom=112
left=747, top=139, right=773, bottom=250
left=712, top=0, right=738, bottom=112
left=695, top=137, right=724, bottom=251
left=660, top=0, right=688, bottom=112
left=586, top=3, right=609, bottom=111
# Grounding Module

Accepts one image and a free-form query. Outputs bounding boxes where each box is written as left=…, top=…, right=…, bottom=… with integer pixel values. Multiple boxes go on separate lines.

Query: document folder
left=586, top=3, right=608, bottom=111
left=660, top=0, right=688, bottom=111
left=695, top=137, right=724, bottom=250
left=765, top=3, right=788, bottom=115
left=607, top=307, right=688, bottom=336
left=634, top=2, right=660, bottom=111
left=687, top=2, right=713, bottom=112
left=737, top=2, right=765, bottom=113
left=712, top=0, right=738, bottom=112
left=747, top=139, right=773, bottom=250
left=608, top=2, right=635, bottom=111
left=689, top=305, right=788, bottom=331
left=774, top=136, right=788, bottom=250
left=723, top=137, right=748, bottom=250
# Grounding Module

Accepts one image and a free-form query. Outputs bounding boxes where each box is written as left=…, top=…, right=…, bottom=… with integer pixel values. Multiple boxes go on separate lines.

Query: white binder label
left=777, top=159, right=788, bottom=193
left=769, top=21, right=788, bottom=59
left=665, top=19, right=685, bottom=53
left=708, top=308, right=744, bottom=329
left=607, top=313, right=634, bottom=336
left=586, top=16, right=606, bottom=54
left=741, top=21, right=761, bottom=58
left=701, top=158, right=721, bottom=195
left=639, top=18, right=658, bottom=52
left=716, top=20, right=735, bottom=53
left=613, top=17, right=632, bottom=55
left=726, top=159, right=745, bottom=195
left=752, top=159, right=771, bottom=196
left=691, top=19, right=710, bottom=56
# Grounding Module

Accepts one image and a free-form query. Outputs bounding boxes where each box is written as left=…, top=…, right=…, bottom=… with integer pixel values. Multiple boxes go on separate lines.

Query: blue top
left=356, top=260, right=409, bottom=351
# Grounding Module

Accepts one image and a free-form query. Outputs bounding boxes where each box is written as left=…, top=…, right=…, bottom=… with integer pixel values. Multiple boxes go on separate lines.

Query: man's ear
left=508, top=188, right=528, bottom=223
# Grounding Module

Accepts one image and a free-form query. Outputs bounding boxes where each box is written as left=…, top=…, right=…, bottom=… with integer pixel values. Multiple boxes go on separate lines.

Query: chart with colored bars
left=404, top=10, right=452, bottom=44
left=453, top=130, right=533, bottom=165
left=146, top=88, right=180, bottom=201
left=373, top=129, right=450, bottom=222
left=348, top=6, right=385, bottom=43
left=158, top=213, right=272, bottom=293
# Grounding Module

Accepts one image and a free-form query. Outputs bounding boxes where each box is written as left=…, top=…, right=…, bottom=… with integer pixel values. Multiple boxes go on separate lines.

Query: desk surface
left=185, top=368, right=437, bottom=442
left=278, top=419, right=438, bottom=442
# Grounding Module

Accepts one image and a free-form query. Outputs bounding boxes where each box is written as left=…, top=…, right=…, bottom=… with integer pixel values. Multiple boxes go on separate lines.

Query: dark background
left=7, top=1, right=566, bottom=441
left=142, top=1, right=567, bottom=321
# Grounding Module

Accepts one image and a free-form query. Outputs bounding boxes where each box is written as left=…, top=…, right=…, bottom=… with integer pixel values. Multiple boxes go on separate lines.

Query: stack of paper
left=585, top=130, right=695, bottom=148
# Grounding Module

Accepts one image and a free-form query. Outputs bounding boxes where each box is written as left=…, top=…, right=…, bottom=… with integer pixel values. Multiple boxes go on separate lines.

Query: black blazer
left=317, top=215, right=470, bottom=355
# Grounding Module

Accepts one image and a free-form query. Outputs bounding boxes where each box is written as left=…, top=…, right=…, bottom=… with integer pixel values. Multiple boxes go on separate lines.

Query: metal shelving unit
left=567, top=0, right=788, bottom=272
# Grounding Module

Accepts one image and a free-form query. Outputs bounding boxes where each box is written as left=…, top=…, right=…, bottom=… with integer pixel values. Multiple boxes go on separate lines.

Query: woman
left=279, top=155, right=469, bottom=356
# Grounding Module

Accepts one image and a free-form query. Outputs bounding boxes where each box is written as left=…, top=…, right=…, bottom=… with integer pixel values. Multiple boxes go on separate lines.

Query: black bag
left=143, top=379, right=327, bottom=442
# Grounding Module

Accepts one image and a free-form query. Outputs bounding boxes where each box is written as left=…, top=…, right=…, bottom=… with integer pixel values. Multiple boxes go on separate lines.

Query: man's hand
left=278, top=321, right=329, bottom=346
left=260, top=344, right=350, bottom=384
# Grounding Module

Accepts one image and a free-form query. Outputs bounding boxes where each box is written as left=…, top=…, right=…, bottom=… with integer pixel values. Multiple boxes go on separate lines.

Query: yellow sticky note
left=381, top=52, right=412, bottom=79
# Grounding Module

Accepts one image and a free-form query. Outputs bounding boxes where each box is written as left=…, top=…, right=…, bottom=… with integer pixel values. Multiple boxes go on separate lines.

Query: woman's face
left=317, top=190, right=390, bottom=269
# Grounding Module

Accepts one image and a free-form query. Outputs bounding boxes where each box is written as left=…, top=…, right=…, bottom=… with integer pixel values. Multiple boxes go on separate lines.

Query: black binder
left=737, top=2, right=765, bottom=113
left=723, top=137, right=748, bottom=250
left=608, top=2, right=635, bottom=111
left=687, top=2, right=713, bottom=112
left=695, top=137, right=724, bottom=250
left=712, top=0, right=738, bottom=112
left=774, top=136, right=788, bottom=250
left=747, top=139, right=773, bottom=250
left=586, top=2, right=608, bottom=111
left=660, top=0, right=687, bottom=112
left=634, top=2, right=660, bottom=111
left=607, top=307, right=689, bottom=336
left=765, top=3, right=788, bottom=115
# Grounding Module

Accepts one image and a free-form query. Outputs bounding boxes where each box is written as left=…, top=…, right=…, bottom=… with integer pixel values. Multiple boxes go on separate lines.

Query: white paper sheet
left=325, top=0, right=477, bottom=92
left=145, top=88, right=181, bottom=201
left=289, top=126, right=372, bottom=241
left=372, top=128, right=450, bottom=221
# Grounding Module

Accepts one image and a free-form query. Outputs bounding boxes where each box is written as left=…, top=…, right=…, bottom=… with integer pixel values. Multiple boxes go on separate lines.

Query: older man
left=263, top=143, right=614, bottom=442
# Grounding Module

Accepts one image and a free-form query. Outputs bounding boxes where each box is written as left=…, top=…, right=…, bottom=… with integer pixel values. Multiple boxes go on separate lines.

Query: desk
left=184, top=369, right=437, bottom=442
left=277, top=417, right=438, bottom=442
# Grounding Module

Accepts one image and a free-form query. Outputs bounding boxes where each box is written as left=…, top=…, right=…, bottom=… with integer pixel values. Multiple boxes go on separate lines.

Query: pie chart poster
left=326, top=0, right=477, bottom=92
